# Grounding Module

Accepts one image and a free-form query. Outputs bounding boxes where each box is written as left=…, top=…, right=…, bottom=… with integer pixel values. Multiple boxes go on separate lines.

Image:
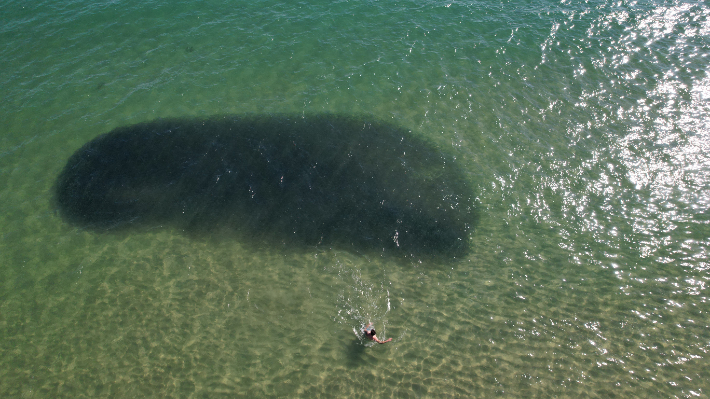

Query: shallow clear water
left=1, top=0, right=709, bottom=397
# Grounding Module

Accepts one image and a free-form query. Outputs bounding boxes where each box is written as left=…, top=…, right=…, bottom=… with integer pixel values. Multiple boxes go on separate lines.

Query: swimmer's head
left=369, top=329, right=376, bottom=336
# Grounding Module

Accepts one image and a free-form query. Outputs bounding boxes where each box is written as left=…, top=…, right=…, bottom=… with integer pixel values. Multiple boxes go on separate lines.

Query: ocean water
left=1, top=0, right=709, bottom=397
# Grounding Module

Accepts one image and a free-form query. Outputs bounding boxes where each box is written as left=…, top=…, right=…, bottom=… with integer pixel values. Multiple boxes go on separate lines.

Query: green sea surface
left=1, top=0, right=709, bottom=397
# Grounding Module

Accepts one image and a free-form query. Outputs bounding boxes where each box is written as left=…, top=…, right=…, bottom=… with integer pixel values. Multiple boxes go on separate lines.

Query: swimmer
left=363, top=322, right=392, bottom=344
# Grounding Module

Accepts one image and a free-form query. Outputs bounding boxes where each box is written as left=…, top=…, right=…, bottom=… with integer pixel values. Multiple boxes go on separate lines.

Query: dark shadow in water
left=345, top=336, right=369, bottom=368
left=55, top=113, right=477, bottom=259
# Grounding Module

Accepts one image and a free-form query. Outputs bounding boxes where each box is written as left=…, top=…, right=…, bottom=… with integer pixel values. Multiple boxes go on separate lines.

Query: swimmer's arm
left=375, top=337, right=392, bottom=344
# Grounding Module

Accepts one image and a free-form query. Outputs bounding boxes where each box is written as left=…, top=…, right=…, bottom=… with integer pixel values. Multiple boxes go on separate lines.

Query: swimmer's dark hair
left=370, top=329, right=376, bottom=336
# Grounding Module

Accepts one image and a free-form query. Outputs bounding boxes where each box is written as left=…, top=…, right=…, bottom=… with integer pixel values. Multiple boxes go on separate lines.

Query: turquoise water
left=2, top=0, right=709, bottom=397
